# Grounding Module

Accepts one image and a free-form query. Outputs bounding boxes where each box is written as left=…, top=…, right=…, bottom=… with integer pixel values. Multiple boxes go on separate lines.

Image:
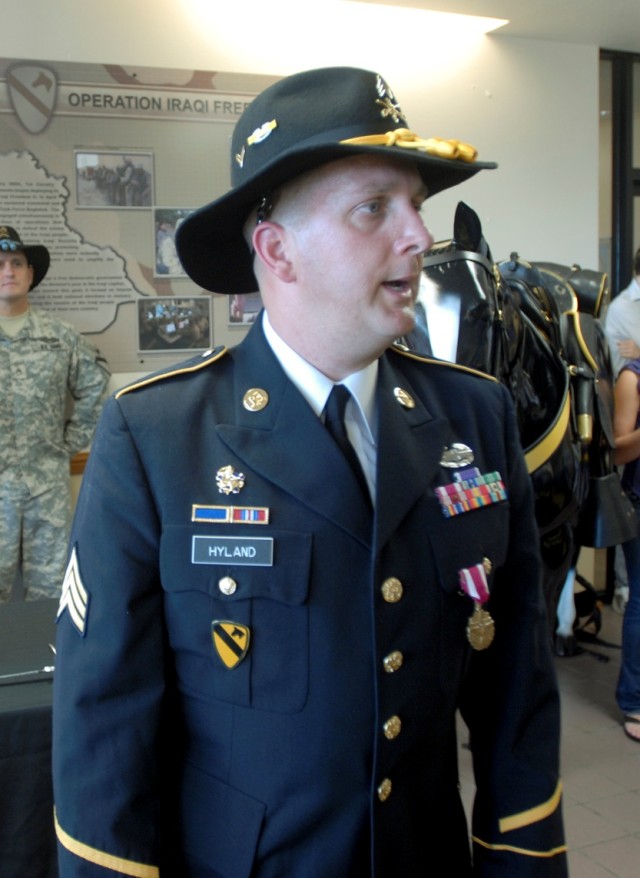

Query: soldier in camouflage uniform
left=0, top=225, right=110, bottom=601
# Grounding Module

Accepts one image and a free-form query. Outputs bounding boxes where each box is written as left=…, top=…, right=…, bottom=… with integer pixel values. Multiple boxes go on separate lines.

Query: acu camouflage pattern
left=1, top=477, right=72, bottom=602
left=0, top=306, right=110, bottom=601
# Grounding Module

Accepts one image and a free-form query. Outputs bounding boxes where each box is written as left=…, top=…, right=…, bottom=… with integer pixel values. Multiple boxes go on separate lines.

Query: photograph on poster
left=154, top=207, right=193, bottom=277
left=229, top=292, right=262, bottom=326
left=137, top=296, right=212, bottom=353
left=0, top=57, right=277, bottom=371
left=75, top=150, right=154, bottom=208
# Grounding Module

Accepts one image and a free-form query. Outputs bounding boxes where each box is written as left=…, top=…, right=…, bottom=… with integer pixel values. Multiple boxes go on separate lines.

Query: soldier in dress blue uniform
left=52, top=67, right=568, bottom=876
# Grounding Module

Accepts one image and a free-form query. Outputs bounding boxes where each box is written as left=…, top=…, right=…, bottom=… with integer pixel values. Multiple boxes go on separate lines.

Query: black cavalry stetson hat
left=176, top=66, right=497, bottom=296
left=0, top=225, right=50, bottom=289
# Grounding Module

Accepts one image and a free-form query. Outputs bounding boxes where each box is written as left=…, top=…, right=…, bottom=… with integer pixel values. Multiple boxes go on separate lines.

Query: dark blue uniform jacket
left=53, top=317, right=567, bottom=877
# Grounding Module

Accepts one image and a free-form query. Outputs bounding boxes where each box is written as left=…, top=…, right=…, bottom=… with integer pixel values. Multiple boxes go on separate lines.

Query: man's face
left=0, top=250, right=33, bottom=310
left=263, top=154, right=433, bottom=376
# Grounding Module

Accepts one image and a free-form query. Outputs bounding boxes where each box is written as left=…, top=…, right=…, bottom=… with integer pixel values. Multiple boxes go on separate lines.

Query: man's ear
left=252, top=222, right=296, bottom=284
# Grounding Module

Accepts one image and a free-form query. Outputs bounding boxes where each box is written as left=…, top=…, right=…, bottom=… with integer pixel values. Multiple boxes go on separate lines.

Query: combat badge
left=212, top=621, right=250, bottom=669
left=439, top=443, right=474, bottom=468
left=459, top=561, right=495, bottom=651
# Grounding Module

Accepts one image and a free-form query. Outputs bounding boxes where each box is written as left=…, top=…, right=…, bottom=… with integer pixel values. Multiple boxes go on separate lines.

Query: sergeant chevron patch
left=57, top=546, right=89, bottom=636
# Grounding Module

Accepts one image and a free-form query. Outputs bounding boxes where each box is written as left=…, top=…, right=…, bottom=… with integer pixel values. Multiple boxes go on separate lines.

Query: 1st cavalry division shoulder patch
left=211, top=620, right=250, bottom=669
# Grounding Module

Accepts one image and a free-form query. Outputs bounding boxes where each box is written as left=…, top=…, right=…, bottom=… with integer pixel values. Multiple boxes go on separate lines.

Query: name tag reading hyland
left=192, top=535, right=274, bottom=566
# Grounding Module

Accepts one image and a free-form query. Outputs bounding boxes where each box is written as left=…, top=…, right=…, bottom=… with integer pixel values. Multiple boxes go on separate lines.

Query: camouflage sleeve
left=63, top=333, right=111, bottom=456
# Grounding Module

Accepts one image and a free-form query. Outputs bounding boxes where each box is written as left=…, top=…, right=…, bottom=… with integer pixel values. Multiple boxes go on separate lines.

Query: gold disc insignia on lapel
left=393, top=387, right=415, bottom=409
left=243, top=388, right=269, bottom=411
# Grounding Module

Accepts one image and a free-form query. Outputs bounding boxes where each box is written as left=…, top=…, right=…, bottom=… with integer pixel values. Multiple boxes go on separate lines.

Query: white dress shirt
left=262, top=311, right=378, bottom=501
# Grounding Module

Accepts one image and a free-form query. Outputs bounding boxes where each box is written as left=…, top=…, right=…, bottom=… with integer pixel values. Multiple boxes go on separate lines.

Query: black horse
left=401, top=202, right=635, bottom=643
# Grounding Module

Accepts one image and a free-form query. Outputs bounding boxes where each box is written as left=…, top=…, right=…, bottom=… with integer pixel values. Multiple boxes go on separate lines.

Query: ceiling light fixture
left=345, top=0, right=508, bottom=35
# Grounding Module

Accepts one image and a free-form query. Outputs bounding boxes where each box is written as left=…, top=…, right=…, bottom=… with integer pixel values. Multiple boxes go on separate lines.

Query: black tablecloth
left=0, top=599, right=58, bottom=878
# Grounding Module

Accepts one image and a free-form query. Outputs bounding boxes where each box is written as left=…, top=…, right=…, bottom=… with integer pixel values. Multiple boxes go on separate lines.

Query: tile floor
left=458, top=602, right=640, bottom=877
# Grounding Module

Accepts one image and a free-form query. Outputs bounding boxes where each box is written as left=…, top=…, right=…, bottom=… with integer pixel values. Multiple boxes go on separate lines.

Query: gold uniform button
left=381, top=577, right=403, bottom=603
left=382, top=650, right=404, bottom=673
left=383, top=715, right=402, bottom=740
left=483, top=556, right=492, bottom=575
left=377, top=778, right=392, bottom=802
left=218, top=576, right=237, bottom=595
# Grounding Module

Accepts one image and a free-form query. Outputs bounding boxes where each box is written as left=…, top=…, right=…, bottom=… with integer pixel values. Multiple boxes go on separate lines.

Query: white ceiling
left=349, top=0, right=640, bottom=53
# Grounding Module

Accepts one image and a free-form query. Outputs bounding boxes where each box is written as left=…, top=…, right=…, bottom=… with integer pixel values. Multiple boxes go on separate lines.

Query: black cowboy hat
left=176, top=66, right=497, bottom=295
left=0, top=225, right=50, bottom=289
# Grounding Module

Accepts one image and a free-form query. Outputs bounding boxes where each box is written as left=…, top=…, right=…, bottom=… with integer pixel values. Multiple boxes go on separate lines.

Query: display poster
left=0, top=60, right=275, bottom=371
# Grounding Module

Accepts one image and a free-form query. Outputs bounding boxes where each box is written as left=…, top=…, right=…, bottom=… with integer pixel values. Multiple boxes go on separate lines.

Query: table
left=0, top=599, right=58, bottom=878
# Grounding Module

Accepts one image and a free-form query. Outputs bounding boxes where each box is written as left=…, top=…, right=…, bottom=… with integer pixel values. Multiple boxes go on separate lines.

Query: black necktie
left=324, top=385, right=371, bottom=503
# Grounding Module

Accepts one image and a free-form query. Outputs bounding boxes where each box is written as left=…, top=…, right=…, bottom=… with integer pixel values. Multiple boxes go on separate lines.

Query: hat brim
left=176, top=143, right=496, bottom=295
left=22, top=244, right=50, bottom=289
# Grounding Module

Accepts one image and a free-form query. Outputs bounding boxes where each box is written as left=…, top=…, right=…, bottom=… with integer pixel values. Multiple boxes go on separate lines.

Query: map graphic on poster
left=0, top=150, right=136, bottom=333
left=0, top=59, right=276, bottom=371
